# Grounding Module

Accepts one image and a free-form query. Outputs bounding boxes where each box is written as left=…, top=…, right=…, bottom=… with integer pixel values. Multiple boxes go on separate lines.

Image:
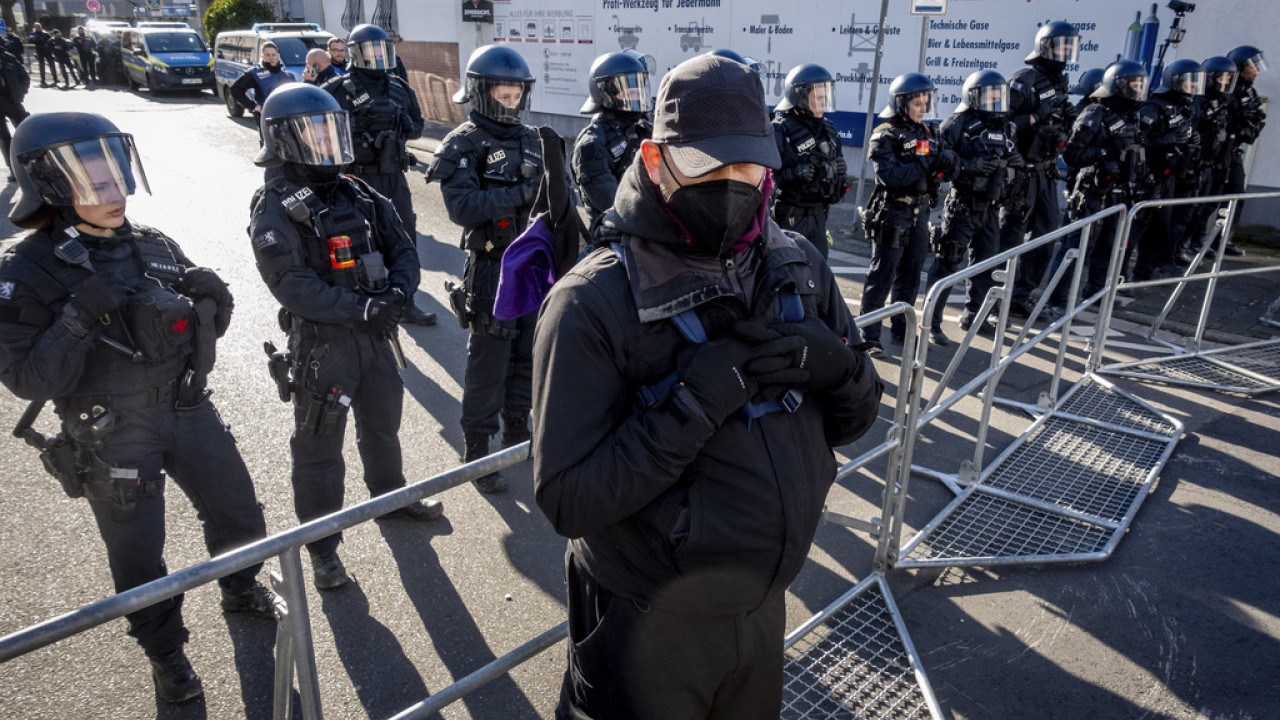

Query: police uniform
left=428, top=109, right=542, bottom=447
left=925, top=108, right=1021, bottom=332
left=322, top=68, right=425, bottom=237
left=248, top=172, right=422, bottom=556
left=860, top=114, right=949, bottom=345
left=1063, top=99, right=1148, bottom=294
left=1176, top=85, right=1235, bottom=260
left=1001, top=60, right=1077, bottom=310
left=0, top=218, right=269, bottom=661
left=572, top=109, right=649, bottom=224
left=1133, top=90, right=1200, bottom=279
left=230, top=62, right=297, bottom=120
left=771, top=108, right=846, bottom=260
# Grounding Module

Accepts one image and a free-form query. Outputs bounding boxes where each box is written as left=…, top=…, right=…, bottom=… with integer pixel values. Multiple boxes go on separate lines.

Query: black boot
left=464, top=432, right=507, bottom=493
left=401, top=303, right=438, bottom=326
left=500, top=411, right=531, bottom=447
left=308, top=548, right=350, bottom=591
left=149, top=648, right=204, bottom=704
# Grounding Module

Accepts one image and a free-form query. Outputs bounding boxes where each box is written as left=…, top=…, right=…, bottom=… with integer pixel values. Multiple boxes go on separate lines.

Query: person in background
left=72, top=27, right=97, bottom=85
left=572, top=51, right=652, bottom=225
left=301, top=48, right=337, bottom=86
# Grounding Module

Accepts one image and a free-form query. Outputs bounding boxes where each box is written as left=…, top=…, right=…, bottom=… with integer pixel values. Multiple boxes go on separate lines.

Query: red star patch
left=171, top=317, right=189, bottom=334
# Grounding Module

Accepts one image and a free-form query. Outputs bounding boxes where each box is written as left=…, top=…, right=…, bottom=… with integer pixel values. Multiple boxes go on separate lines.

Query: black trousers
left=52, top=53, right=78, bottom=85
left=773, top=202, right=830, bottom=260
left=288, top=330, right=406, bottom=555
left=70, top=398, right=267, bottom=657
left=36, top=52, right=52, bottom=84
left=556, top=553, right=785, bottom=720
left=926, top=195, right=1000, bottom=329
left=0, top=100, right=30, bottom=176
left=461, top=317, right=535, bottom=437
left=78, top=51, right=97, bottom=82
left=860, top=203, right=930, bottom=342
left=999, top=164, right=1062, bottom=304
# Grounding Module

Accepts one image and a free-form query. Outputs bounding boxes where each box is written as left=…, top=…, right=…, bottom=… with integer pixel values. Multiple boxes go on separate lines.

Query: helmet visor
left=802, top=81, right=836, bottom=114
left=18, top=134, right=149, bottom=207
left=1239, top=51, right=1268, bottom=74
left=597, top=72, right=652, bottom=112
left=1047, top=35, right=1080, bottom=64
left=1171, top=70, right=1205, bottom=96
left=268, top=111, right=355, bottom=165
left=473, top=78, right=532, bottom=123
left=898, top=89, right=937, bottom=120
left=1209, top=69, right=1238, bottom=94
left=974, top=83, right=1009, bottom=113
left=1120, top=75, right=1149, bottom=101
left=350, top=39, right=395, bottom=70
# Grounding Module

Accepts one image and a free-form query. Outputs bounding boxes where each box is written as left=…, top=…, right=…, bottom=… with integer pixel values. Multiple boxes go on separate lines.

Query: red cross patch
left=497, top=218, right=510, bottom=230
left=171, top=317, right=189, bottom=334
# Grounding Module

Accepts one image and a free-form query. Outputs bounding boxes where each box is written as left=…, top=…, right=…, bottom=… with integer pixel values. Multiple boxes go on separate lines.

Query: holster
left=445, top=280, right=471, bottom=329
left=296, top=385, right=350, bottom=436
left=40, top=433, right=85, bottom=499
left=375, top=131, right=401, bottom=174
left=264, top=341, right=294, bottom=403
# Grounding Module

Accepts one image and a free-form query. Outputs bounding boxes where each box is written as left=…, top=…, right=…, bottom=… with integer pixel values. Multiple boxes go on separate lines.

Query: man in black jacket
left=27, top=23, right=51, bottom=87
left=532, top=54, right=882, bottom=720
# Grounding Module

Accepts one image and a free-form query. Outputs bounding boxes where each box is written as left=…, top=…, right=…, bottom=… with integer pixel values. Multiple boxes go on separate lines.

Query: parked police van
left=213, top=23, right=334, bottom=117
left=120, top=27, right=214, bottom=94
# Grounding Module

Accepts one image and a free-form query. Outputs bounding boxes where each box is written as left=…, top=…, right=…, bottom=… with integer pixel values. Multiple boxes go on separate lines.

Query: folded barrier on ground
left=1096, top=192, right=1280, bottom=396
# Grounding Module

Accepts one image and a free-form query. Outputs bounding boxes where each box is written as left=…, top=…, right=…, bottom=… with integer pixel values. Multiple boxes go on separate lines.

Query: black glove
left=767, top=315, right=863, bottom=391
left=1101, top=159, right=1122, bottom=180
left=832, top=155, right=848, bottom=178
left=963, top=156, right=999, bottom=175
left=363, top=297, right=399, bottom=333
left=931, top=149, right=959, bottom=180
left=792, top=163, right=816, bottom=183
left=62, top=275, right=127, bottom=338
left=182, top=267, right=232, bottom=307
left=677, top=327, right=807, bottom=426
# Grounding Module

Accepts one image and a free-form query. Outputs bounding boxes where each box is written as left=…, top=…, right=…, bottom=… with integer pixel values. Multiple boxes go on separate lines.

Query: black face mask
left=661, top=155, right=762, bottom=257
left=285, top=163, right=344, bottom=188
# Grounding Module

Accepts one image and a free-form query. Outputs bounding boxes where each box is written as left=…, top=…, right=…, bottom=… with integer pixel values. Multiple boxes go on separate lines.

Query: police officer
left=248, top=84, right=444, bottom=591
left=1176, top=55, right=1238, bottom=264
left=322, top=24, right=435, bottom=325
left=925, top=70, right=1022, bottom=345
left=772, top=63, right=848, bottom=261
left=427, top=45, right=543, bottom=492
left=0, top=112, right=276, bottom=704
left=27, top=23, right=52, bottom=88
left=572, top=51, right=652, bottom=225
left=230, top=41, right=297, bottom=122
left=1063, top=61, right=1151, bottom=297
left=1222, top=45, right=1268, bottom=256
left=0, top=42, right=30, bottom=182
left=49, top=29, right=79, bottom=88
left=1134, top=59, right=1205, bottom=281
left=860, top=72, right=958, bottom=356
left=73, top=27, right=98, bottom=85
left=1001, top=20, right=1080, bottom=318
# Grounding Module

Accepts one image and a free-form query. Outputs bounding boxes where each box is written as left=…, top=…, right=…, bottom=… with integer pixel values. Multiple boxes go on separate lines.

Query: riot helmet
left=1070, top=68, right=1105, bottom=97
left=1201, top=56, right=1238, bottom=95
left=1026, top=21, right=1081, bottom=67
left=1092, top=60, right=1149, bottom=103
left=1227, top=45, right=1267, bottom=79
left=880, top=73, right=937, bottom=121
left=9, top=112, right=150, bottom=225
left=1154, top=59, right=1205, bottom=97
left=453, top=44, right=535, bottom=124
left=775, top=63, right=835, bottom=116
left=704, top=48, right=760, bottom=74
left=347, top=24, right=396, bottom=71
left=957, top=70, right=1009, bottom=115
left=255, top=84, right=354, bottom=169
left=580, top=52, right=652, bottom=115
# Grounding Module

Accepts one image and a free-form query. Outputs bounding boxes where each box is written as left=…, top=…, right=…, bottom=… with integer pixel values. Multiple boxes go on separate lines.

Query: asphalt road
left=0, top=85, right=1277, bottom=720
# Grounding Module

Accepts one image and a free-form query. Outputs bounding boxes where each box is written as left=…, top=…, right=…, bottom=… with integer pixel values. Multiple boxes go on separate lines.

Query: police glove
left=791, top=163, right=817, bottom=183
left=964, top=157, right=999, bottom=176
left=62, top=274, right=127, bottom=339
left=181, top=267, right=232, bottom=307
left=767, top=315, right=863, bottom=392
left=832, top=155, right=848, bottom=179
left=931, top=149, right=959, bottom=181
left=1101, top=159, right=1122, bottom=181
left=363, top=297, right=399, bottom=333
left=677, top=329, right=807, bottom=426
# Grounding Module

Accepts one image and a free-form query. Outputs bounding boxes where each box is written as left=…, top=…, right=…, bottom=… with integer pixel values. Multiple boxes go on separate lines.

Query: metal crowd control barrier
left=0, top=445, right=542, bottom=720
left=892, top=205, right=1184, bottom=569
left=782, top=302, right=945, bottom=720
left=1096, top=191, right=1280, bottom=395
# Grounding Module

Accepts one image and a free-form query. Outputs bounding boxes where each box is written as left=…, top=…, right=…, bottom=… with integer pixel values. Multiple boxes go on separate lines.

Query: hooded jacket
left=532, top=159, right=882, bottom=616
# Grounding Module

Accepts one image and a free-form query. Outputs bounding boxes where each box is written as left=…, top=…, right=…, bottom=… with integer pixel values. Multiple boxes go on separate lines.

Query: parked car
left=120, top=27, right=214, bottom=94
left=213, top=23, right=333, bottom=117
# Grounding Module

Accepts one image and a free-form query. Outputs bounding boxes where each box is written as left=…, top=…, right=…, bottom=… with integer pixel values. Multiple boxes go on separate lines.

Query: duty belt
left=891, top=193, right=930, bottom=207
left=292, top=319, right=362, bottom=340
left=61, top=378, right=178, bottom=413
left=349, top=163, right=397, bottom=176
